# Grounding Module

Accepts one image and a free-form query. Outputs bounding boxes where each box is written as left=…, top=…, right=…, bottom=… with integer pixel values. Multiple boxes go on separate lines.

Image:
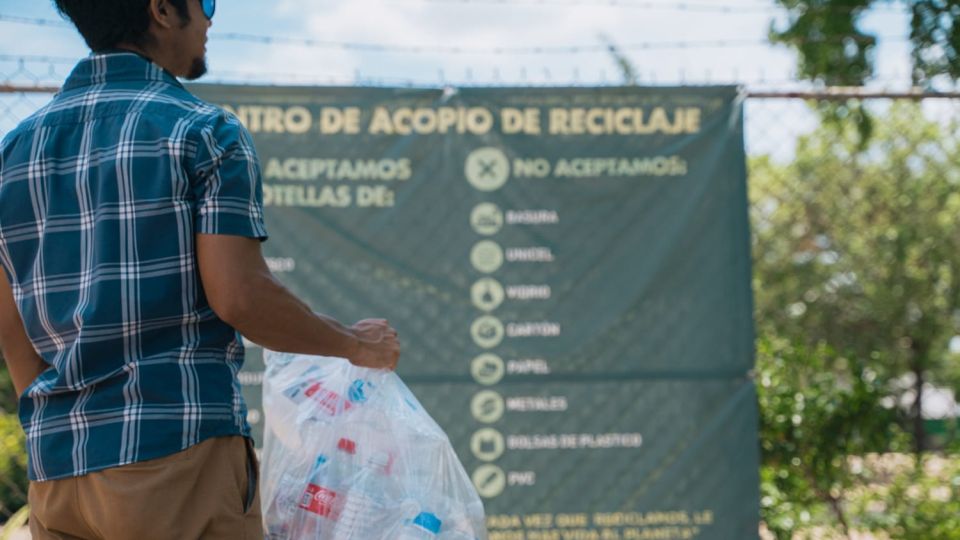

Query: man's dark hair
left=53, top=0, right=191, bottom=51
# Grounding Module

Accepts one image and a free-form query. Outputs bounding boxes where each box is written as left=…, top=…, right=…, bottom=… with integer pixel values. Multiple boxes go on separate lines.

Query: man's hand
left=349, top=319, right=400, bottom=371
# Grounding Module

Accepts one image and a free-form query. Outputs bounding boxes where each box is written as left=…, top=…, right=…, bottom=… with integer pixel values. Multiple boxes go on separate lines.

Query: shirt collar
left=61, top=50, right=184, bottom=92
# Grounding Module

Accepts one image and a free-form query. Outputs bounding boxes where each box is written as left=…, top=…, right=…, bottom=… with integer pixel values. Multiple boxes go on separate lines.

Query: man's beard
left=184, top=57, right=208, bottom=80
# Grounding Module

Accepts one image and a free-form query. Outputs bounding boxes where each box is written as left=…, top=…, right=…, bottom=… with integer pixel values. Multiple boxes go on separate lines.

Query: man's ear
left=147, top=0, right=176, bottom=30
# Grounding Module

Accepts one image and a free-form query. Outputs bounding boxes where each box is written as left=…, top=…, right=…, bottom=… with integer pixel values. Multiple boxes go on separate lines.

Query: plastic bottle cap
left=413, top=512, right=442, bottom=534
left=337, top=438, right=357, bottom=454
left=348, top=379, right=370, bottom=403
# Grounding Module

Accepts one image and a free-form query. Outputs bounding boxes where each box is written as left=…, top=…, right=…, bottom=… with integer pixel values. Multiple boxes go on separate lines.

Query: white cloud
left=207, top=0, right=804, bottom=85
left=0, top=0, right=914, bottom=87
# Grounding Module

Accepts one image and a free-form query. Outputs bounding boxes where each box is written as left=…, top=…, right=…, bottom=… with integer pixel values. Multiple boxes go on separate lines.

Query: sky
left=0, top=0, right=918, bottom=88
left=0, top=0, right=927, bottom=154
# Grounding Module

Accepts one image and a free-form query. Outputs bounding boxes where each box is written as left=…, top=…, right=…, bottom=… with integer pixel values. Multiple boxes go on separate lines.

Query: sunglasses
left=200, top=0, right=216, bottom=20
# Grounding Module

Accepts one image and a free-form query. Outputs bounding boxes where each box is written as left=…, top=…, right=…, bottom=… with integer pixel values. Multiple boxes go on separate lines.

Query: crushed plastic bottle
left=289, top=454, right=336, bottom=539
left=264, top=471, right=308, bottom=539
left=329, top=438, right=383, bottom=539
left=397, top=511, right=443, bottom=540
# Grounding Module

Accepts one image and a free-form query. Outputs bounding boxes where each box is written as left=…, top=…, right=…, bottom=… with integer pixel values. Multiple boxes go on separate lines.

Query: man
left=0, top=0, right=400, bottom=537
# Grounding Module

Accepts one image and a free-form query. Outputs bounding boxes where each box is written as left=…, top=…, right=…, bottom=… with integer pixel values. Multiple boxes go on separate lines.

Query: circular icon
left=472, top=465, right=507, bottom=498
left=471, top=353, right=505, bottom=386
left=470, top=241, right=504, bottom=274
left=465, top=147, right=510, bottom=192
left=470, top=203, right=504, bottom=236
left=246, top=409, right=262, bottom=425
left=471, top=428, right=506, bottom=462
left=471, top=390, right=505, bottom=424
left=471, top=316, right=504, bottom=349
left=471, top=278, right=505, bottom=312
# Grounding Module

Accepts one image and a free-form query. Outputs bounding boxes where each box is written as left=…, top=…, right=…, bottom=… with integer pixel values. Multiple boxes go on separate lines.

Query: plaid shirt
left=0, top=52, right=268, bottom=481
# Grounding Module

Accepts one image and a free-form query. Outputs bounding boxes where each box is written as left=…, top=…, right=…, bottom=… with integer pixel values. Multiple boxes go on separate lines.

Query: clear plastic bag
left=261, top=351, right=488, bottom=540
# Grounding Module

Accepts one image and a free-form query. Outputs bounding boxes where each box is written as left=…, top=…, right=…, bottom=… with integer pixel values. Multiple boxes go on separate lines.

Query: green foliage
left=853, top=455, right=960, bottom=539
left=0, top=362, right=16, bottom=414
left=0, top=412, right=27, bottom=519
left=910, top=0, right=960, bottom=84
left=770, top=0, right=875, bottom=86
left=771, top=0, right=960, bottom=86
left=752, top=101, right=960, bottom=537
left=0, top=505, right=29, bottom=540
left=757, top=337, right=904, bottom=539
left=750, top=101, right=960, bottom=450
left=0, top=360, right=26, bottom=518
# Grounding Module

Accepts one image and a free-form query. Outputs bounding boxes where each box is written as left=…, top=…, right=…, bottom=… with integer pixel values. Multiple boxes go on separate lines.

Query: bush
left=853, top=454, right=960, bottom=540
left=757, top=336, right=905, bottom=539
left=0, top=411, right=27, bottom=519
left=0, top=365, right=16, bottom=413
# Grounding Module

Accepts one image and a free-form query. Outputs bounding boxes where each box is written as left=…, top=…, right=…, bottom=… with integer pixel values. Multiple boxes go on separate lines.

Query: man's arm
left=196, top=234, right=400, bottom=370
left=0, top=273, right=49, bottom=397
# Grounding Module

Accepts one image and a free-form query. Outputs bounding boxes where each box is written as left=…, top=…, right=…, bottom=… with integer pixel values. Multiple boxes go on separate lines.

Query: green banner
left=190, top=85, right=760, bottom=539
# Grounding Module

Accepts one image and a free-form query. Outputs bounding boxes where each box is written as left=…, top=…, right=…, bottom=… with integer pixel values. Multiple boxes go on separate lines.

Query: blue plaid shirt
left=0, top=52, right=268, bottom=481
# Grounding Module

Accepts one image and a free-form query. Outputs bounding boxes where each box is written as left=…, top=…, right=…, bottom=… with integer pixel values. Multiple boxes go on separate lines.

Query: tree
left=750, top=101, right=960, bottom=453
left=757, top=336, right=902, bottom=539
left=854, top=453, right=960, bottom=539
left=0, top=361, right=15, bottom=413
left=0, top=411, right=28, bottom=520
left=771, top=0, right=960, bottom=87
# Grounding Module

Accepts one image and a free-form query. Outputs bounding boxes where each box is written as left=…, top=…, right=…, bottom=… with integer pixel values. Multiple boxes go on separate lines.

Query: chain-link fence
left=1, top=54, right=959, bottom=532
left=5, top=55, right=959, bottom=156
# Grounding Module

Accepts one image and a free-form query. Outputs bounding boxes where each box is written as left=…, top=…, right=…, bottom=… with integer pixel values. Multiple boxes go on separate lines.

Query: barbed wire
left=0, top=66, right=928, bottom=91
left=0, top=14, right=909, bottom=55
left=2, top=49, right=932, bottom=90
left=392, top=0, right=778, bottom=9
left=213, top=33, right=909, bottom=54
left=0, top=0, right=912, bottom=17
left=372, top=0, right=910, bottom=13
left=0, top=54, right=80, bottom=65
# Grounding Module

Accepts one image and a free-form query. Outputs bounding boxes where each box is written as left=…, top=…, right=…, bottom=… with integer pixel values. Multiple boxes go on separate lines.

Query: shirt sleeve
left=190, top=111, right=268, bottom=241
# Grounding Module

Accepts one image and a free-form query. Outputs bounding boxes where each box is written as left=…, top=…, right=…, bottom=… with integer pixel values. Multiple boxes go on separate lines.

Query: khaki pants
left=28, top=436, right=263, bottom=540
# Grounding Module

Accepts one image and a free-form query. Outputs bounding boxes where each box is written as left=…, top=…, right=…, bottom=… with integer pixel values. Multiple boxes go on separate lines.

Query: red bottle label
left=299, top=484, right=339, bottom=518
left=304, top=382, right=353, bottom=416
